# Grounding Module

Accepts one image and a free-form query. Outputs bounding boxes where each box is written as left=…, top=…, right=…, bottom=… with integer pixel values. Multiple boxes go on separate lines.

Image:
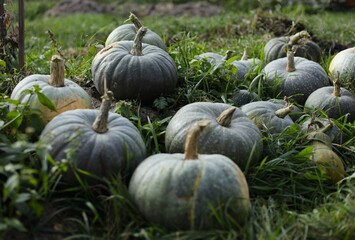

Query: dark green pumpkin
left=165, top=102, right=263, bottom=170
left=92, top=27, right=177, bottom=103
left=129, top=121, right=250, bottom=230
left=39, top=91, right=146, bottom=186
left=264, top=30, right=321, bottom=63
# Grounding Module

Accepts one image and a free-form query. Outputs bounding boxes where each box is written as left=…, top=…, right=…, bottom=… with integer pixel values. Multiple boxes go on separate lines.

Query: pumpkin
left=329, top=47, right=355, bottom=88
left=129, top=120, right=250, bottom=230
left=240, top=100, right=295, bottom=134
left=304, top=78, right=355, bottom=122
left=11, top=55, right=93, bottom=123
left=165, top=102, right=263, bottom=170
left=307, top=125, right=345, bottom=184
left=92, top=27, right=178, bottom=103
left=230, top=49, right=262, bottom=81
left=39, top=91, right=146, bottom=186
left=195, top=50, right=232, bottom=65
left=231, top=88, right=260, bottom=107
left=105, top=12, right=166, bottom=50
left=263, top=49, right=329, bottom=105
left=267, top=97, right=303, bottom=122
left=264, top=30, right=322, bottom=63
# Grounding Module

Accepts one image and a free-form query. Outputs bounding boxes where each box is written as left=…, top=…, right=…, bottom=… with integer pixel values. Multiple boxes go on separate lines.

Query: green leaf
left=153, top=97, right=168, bottom=110
left=35, top=91, right=56, bottom=111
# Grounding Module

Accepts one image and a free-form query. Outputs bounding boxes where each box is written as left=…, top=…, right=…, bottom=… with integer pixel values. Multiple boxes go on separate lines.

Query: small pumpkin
left=329, top=47, right=355, bottom=88
left=264, top=30, right=322, bottom=63
left=92, top=27, right=178, bottom=103
left=11, top=55, right=93, bottom=123
left=263, top=49, right=329, bottom=105
left=304, top=78, right=355, bottom=123
left=230, top=49, right=262, bottom=81
left=240, top=100, right=295, bottom=134
left=267, top=97, right=303, bottom=122
left=39, top=90, right=146, bottom=186
left=129, top=120, right=250, bottom=230
left=105, top=12, right=166, bottom=50
left=307, top=124, right=345, bottom=184
left=195, top=50, right=232, bottom=65
left=165, top=102, right=263, bottom=170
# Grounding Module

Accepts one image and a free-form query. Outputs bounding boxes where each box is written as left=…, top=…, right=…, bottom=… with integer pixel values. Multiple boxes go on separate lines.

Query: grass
left=1, top=0, right=355, bottom=239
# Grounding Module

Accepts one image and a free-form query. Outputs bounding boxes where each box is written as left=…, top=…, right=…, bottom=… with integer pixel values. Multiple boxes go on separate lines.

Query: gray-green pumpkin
left=129, top=121, right=250, bottom=230
left=92, top=27, right=177, bottom=103
left=39, top=91, right=146, bottom=186
left=329, top=47, right=355, bottom=88
left=165, top=102, right=263, bottom=170
left=105, top=12, right=166, bottom=50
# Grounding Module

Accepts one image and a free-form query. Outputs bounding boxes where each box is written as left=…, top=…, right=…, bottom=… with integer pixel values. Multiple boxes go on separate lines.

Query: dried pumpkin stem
left=128, top=12, right=143, bottom=30
left=275, top=105, right=293, bottom=118
left=130, top=27, right=147, bottom=56
left=286, top=50, right=296, bottom=72
left=216, top=107, right=236, bottom=127
left=49, top=55, right=65, bottom=87
left=332, top=78, right=341, bottom=97
left=92, top=91, right=114, bottom=133
left=288, top=30, right=310, bottom=45
left=184, top=120, right=211, bottom=160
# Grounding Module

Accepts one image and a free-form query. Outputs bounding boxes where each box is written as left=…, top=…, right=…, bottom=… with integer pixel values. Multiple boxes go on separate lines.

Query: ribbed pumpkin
left=92, top=27, right=177, bottom=103
left=264, top=30, right=322, bottom=63
left=304, top=79, right=355, bottom=122
left=39, top=91, right=146, bottom=186
left=165, top=102, right=263, bottom=170
left=329, top=47, right=355, bottom=88
left=231, top=89, right=260, bottom=107
left=240, top=101, right=295, bottom=134
left=11, top=55, right=93, bottom=123
left=307, top=125, right=345, bottom=184
left=267, top=97, right=303, bottom=122
left=263, top=50, right=329, bottom=105
left=195, top=50, right=232, bottom=65
left=105, top=12, right=166, bottom=50
left=129, top=121, right=250, bottom=230
left=230, top=49, right=262, bottom=81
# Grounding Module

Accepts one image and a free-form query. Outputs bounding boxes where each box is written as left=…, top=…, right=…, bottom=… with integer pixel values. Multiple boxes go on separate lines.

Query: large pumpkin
left=264, top=30, right=322, bottom=63
left=105, top=12, right=166, bottom=50
left=39, top=91, right=146, bottom=186
left=263, top=50, right=329, bottom=105
left=129, top=121, right=250, bottom=230
left=11, top=55, right=93, bottom=123
left=165, top=102, right=263, bottom=170
left=92, top=27, right=177, bottom=103
left=329, top=47, right=355, bottom=88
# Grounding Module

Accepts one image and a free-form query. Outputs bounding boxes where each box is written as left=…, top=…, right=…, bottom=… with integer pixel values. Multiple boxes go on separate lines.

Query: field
left=0, top=0, right=355, bottom=239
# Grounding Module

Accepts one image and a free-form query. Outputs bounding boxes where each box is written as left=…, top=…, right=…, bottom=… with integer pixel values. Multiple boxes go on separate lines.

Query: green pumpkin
left=105, top=12, right=166, bottom=50
left=129, top=121, right=250, bottom=230
left=92, top=27, right=177, bottom=103
left=11, top=55, right=93, bottom=123
left=39, top=91, right=146, bottom=186
left=230, top=49, right=262, bottom=81
left=165, top=102, right=263, bottom=170
left=304, top=79, right=355, bottom=122
left=329, top=47, right=355, bottom=88
left=263, top=50, right=329, bottom=105
left=231, top=89, right=260, bottom=107
left=264, top=30, right=322, bottom=63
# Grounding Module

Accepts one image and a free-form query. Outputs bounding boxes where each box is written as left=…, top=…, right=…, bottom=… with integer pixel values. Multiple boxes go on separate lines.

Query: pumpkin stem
left=184, top=120, right=211, bottom=160
left=216, top=107, right=236, bottom=127
left=275, top=104, right=293, bottom=118
left=288, top=30, right=310, bottom=45
left=223, top=50, right=233, bottom=60
left=130, top=27, right=147, bottom=56
left=332, top=78, right=341, bottom=97
left=92, top=91, right=114, bottom=133
left=49, top=55, right=65, bottom=87
left=127, top=12, right=143, bottom=30
left=286, top=50, right=296, bottom=72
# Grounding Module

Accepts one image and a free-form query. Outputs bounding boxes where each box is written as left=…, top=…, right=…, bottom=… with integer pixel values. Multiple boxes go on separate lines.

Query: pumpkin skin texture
left=304, top=80, right=355, bottom=123
left=105, top=12, right=166, bottom=50
left=231, top=89, right=261, bottom=107
left=92, top=27, right=177, bottom=103
left=129, top=121, right=250, bottom=230
left=329, top=47, right=355, bottom=88
left=301, top=117, right=344, bottom=144
left=165, top=102, right=263, bottom=170
left=264, top=30, right=322, bottom=63
left=240, top=101, right=295, bottom=134
left=263, top=51, right=329, bottom=105
left=39, top=92, right=146, bottom=186
left=11, top=55, right=93, bottom=123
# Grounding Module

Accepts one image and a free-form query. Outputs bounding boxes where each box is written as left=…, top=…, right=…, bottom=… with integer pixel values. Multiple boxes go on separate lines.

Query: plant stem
left=18, top=0, right=24, bottom=72
left=275, top=105, right=293, bottom=118
left=241, top=48, right=248, bottom=60
left=130, top=27, right=147, bottom=56
left=128, top=12, right=143, bottom=30
left=92, top=91, right=114, bottom=133
left=216, top=107, right=236, bottom=127
left=49, top=55, right=65, bottom=87
left=332, top=78, right=341, bottom=97
left=184, top=120, right=210, bottom=160
left=288, top=30, right=310, bottom=45
left=286, top=50, right=296, bottom=72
